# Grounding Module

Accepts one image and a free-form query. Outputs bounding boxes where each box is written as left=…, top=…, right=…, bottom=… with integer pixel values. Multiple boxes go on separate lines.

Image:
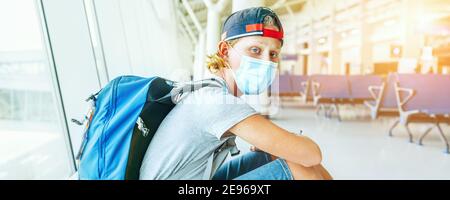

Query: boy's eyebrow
left=246, top=44, right=280, bottom=52
left=248, top=40, right=281, bottom=49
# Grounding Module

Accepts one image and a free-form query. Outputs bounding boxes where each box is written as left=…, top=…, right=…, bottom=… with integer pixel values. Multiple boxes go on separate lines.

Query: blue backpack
left=73, top=75, right=221, bottom=180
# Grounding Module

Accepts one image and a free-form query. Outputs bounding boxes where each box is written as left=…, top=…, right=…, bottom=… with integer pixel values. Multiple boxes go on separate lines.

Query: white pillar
left=193, top=32, right=206, bottom=80
left=202, top=0, right=229, bottom=78
left=329, top=3, right=340, bottom=75
left=360, top=0, right=372, bottom=75
left=203, top=0, right=229, bottom=55
left=205, top=10, right=221, bottom=55
left=401, top=0, right=423, bottom=59
left=308, top=19, right=319, bottom=74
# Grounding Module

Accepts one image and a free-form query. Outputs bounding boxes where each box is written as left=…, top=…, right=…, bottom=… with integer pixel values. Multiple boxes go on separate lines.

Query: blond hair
left=206, top=39, right=238, bottom=73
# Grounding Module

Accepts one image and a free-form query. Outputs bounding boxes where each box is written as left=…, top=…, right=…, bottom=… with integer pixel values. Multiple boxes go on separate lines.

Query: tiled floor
left=235, top=103, right=450, bottom=180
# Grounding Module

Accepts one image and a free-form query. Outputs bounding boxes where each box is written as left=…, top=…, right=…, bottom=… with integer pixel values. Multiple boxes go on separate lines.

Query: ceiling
left=175, top=0, right=450, bottom=43
left=175, top=0, right=307, bottom=39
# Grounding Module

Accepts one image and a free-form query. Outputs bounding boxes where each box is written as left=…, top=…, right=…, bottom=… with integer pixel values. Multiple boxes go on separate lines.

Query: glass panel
left=84, top=0, right=109, bottom=86
left=0, top=0, right=73, bottom=179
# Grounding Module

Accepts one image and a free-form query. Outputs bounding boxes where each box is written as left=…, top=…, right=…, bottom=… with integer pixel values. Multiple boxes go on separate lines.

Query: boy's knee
left=285, top=160, right=324, bottom=180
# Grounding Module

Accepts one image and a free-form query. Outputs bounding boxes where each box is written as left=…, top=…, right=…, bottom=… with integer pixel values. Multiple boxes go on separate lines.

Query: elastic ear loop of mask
left=225, top=44, right=241, bottom=96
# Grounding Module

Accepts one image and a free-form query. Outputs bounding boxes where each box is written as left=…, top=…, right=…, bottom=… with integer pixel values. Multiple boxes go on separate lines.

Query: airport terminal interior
left=1, top=0, right=450, bottom=179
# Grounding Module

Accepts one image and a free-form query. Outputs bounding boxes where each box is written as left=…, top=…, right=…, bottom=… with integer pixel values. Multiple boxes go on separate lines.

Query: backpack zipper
left=98, top=76, right=121, bottom=178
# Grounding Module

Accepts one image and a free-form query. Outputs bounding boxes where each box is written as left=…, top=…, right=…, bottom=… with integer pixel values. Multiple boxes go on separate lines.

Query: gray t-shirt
left=139, top=78, right=257, bottom=180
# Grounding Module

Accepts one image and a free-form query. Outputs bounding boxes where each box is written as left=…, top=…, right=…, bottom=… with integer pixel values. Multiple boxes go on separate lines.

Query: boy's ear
left=218, top=41, right=229, bottom=59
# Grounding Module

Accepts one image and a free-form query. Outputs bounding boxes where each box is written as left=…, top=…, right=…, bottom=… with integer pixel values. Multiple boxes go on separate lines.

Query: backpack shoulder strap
left=169, top=78, right=225, bottom=104
left=174, top=78, right=224, bottom=93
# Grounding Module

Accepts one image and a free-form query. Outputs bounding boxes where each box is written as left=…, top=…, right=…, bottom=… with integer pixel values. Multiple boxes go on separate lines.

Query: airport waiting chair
left=363, top=73, right=401, bottom=137
left=271, top=74, right=309, bottom=104
left=311, top=75, right=351, bottom=121
left=348, top=75, right=383, bottom=103
left=290, top=75, right=310, bottom=104
left=391, top=74, right=450, bottom=153
left=364, top=73, right=399, bottom=121
left=275, top=74, right=294, bottom=96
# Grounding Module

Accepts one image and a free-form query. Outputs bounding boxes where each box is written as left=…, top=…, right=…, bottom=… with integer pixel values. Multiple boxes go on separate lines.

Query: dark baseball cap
left=221, top=7, right=284, bottom=44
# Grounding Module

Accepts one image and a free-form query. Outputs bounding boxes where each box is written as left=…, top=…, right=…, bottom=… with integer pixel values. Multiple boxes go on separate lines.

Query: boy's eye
left=270, top=51, right=279, bottom=58
left=250, top=47, right=261, bottom=54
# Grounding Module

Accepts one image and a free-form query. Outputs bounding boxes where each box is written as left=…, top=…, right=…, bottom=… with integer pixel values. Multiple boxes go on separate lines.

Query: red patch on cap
left=245, top=23, right=263, bottom=32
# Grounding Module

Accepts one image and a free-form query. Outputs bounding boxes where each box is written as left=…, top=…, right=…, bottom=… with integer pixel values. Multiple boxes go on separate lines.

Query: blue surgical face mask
left=228, top=48, right=278, bottom=95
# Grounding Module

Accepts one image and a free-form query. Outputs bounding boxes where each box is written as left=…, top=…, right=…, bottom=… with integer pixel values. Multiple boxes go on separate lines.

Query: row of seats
left=272, top=74, right=383, bottom=120
left=272, top=73, right=450, bottom=153
left=366, top=73, right=450, bottom=153
left=310, top=75, right=383, bottom=121
left=271, top=74, right=310, bottom=103
left=273, top=74, right=383, bottom=100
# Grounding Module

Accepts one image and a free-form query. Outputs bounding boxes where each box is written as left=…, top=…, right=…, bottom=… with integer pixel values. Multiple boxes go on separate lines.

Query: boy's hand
left=250, top=146, right=262, bottom=152
left=250, top=146, right=278, bottom=161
